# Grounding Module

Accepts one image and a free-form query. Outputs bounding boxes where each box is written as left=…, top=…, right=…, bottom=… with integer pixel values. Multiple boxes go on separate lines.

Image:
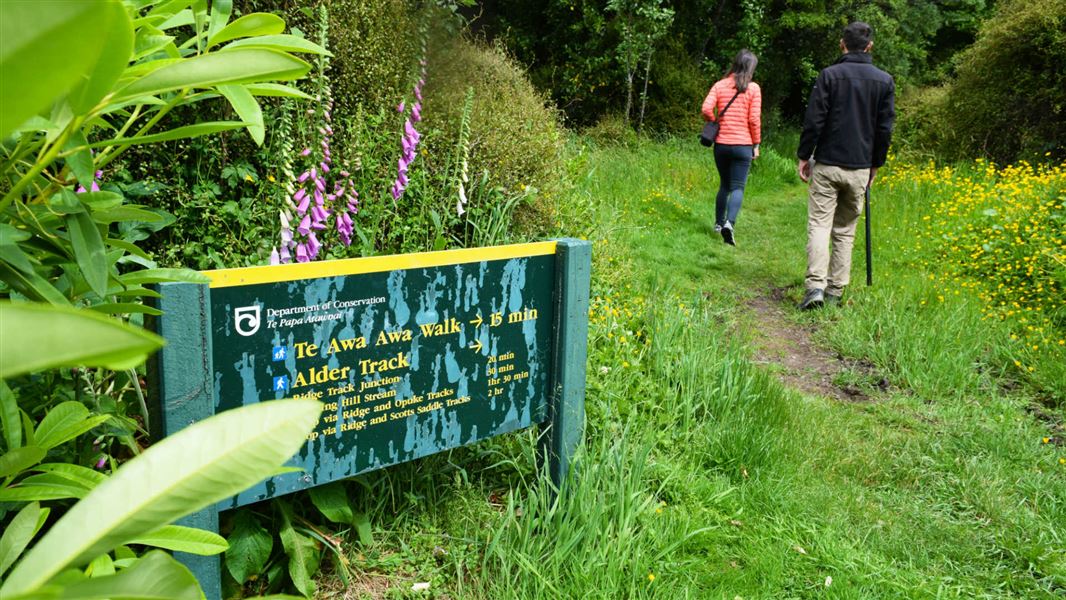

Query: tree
left=607, top=0, right=674, bottom=128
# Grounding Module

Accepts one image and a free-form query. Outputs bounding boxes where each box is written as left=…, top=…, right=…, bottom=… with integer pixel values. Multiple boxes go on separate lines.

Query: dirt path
left=743, top=286, right=888, bottom=401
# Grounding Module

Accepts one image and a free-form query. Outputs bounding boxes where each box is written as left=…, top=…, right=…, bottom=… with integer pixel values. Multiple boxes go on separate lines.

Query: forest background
left=1, top=0, right=1064, bottom=598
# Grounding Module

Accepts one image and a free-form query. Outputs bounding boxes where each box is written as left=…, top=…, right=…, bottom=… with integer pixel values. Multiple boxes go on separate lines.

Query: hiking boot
left=721, top=221, right=735, bottom=246
left=799, top=288, right=824, bottom=310
left=824, top=292, right=842, bottom=307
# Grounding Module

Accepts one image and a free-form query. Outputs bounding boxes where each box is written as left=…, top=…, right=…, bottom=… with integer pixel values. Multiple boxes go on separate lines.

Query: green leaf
left=243, top=83, right=313, bottom=100
left=104, top=238, right=151, bottom=260
left=35, top=402, right=110, bottom=450
left=0, top=261, right=71, bottom=306
left=0, top=502, right=40, bottom=577
left=64, top=133, right=96, bottom=191
left=0, top=399, right=321, bottom=596
left=113, top=49, right=310, bottom=103
left=278, top=502, right=319, bottom=598
left=0, top=1, right=111, bottom=137
left=206, top=0, right=233, bottom=43
left=0, top=446, right=45, bottom=478
left=217, top=85, right=264, bottom=145
left=132, top=25, right=175, bottom=62
left=90, top=206, right=166, bottom=225
left=1, top=380, right=21, bottom=450
left=86, top=552, right=116, bottom=578
left=0, top=223, right=31, bottom=245
left=90, top=303, right=163, bottom=317
left=20, top=410, right=35, bottom=447
left=32, top=462, right=107, bottom=485
left=68, top=2, right=134, bottom=115
left=56, top=550, right=201, bottom=600
left=77, top=192, right=125, bottom=211
left=49, top=189, right=86, bottom=215
left=126, top=525, right=228, bottom=555
left=222, top=34, right=329, bottom=56
left=208, top=13, right=285, bottom=49
left=118, top=268, right=209, bottom=285
left=0, top=473, right=89, bottom=502
left=308, top=482, right=353, bottom=525
left=352, top=511, right=373, bottom=546
left=0, top=301, right=165, bottom=378
left=64, top=210, right=109, bottom=297
left=89, top=121, right=248, bottom=148
left=224, top=512, right=272, bottom=584
left=112, top=286, right=162, bottom=300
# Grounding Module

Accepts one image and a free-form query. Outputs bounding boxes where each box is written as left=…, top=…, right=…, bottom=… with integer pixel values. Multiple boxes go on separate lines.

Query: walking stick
left=864, top=186, right=872, bottom=286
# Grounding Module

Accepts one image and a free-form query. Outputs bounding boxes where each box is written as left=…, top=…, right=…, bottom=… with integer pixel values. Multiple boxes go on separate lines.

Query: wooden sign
left=149, top=239, right=591, bottom=598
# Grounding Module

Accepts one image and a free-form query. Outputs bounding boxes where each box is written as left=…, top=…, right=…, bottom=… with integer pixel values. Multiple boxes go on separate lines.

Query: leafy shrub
left=583, top=112, right=640, bottom=147
left=642, top=37, right=710, bottom=135
left=903, top=0, right=1066, bottom=162
left=423, top=35, right=567, bottom=236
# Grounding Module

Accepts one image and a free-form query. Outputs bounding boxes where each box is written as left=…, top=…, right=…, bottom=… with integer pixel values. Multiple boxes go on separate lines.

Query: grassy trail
left=491, top=138, right=1065, bottom=598
left=335, top=139, right=1063, bottom=600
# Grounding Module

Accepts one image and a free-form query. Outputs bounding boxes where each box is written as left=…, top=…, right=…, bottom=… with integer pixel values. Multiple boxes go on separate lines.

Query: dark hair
left=843, top=21, right=873, bottom=52
left=728, top=49, right=758, bottom=93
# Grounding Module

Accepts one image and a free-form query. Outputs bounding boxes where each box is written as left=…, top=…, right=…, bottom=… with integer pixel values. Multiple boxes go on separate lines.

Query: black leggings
left=713, top=144, right=753, bottom=226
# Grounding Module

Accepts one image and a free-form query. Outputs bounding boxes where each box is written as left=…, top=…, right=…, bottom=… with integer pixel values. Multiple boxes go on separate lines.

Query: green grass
left=317, top=138, right=1065, bottom=599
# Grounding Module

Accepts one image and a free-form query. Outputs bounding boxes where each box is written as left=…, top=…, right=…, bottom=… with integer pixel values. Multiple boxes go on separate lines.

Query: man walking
left=797, top=21, right=895, bottom=310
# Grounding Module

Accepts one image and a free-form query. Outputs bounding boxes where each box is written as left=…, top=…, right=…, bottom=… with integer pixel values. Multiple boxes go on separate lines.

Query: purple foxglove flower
left=281, top=226, right=293, bottom=245
left=298, top=214, right=311, bottom=235
left=298, top=170, right=311, bottom=183
left=318, top=127, right=326, bottom=135
left=397, top=101, right=406, bottom=113
left=398, top=172, right=408, bottom=187
left=412, top=103, right=422, bottom=122
left=315, top=179, right=325, bottom=193
left=320, top=162, right=330, bottom=173
left=340, top=170, right=350, bottom=178
left=301, top=148, right=312, bottom=157
left=270, top=247, right=280, bottom=265
left=296, top=243, right=309, bottom=263
left=391, top=185, right=401, bottom=200
left=307, top=232, right=321, bottom=257
left=404, top=120, right=419, bottom=140
left=296, top=192, right=310, bottom=213
left=310, top=166, right=318, bottom=179
left=280, top=244, right=292, bottom=263
left=314, top=189, right=324, bottom=206
left=95, top=456, right=107, bottom=469
left=293, top=188, right=307, bottom=203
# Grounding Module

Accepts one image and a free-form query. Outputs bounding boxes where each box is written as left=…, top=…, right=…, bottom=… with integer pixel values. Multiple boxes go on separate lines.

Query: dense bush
left=899, top=0, right=1066, bottom=161
left=423, top=35, right=567, bottom=234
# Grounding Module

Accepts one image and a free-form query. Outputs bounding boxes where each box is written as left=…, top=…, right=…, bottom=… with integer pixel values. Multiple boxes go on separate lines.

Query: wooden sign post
left=149, top=240, right=591, bottom=598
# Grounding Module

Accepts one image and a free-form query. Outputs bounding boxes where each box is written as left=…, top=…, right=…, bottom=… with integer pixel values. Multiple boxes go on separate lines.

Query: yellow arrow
left=469, top=339, right=483, bottom=352
left=469, top=314, right=483, bottom=328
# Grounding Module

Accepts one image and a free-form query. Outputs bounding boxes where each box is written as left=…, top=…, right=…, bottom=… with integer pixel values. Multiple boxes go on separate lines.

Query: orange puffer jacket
left=701, top=77, right=762, bottom=146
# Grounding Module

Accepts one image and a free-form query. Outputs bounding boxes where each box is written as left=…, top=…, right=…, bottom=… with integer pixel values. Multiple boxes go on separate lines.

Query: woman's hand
left=753, top=146, right=760, bottom=160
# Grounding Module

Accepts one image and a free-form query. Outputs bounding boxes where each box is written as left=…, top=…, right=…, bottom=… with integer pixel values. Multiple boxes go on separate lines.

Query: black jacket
left=797, top=53, right=895, bottom=169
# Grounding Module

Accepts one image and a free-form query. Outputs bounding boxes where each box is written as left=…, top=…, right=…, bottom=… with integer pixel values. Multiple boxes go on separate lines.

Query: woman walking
left=701, top=49, right=762, bottom=246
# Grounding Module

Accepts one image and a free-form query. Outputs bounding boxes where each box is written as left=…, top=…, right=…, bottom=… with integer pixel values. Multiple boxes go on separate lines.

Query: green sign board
left=149, top=239, right=590, bottom=599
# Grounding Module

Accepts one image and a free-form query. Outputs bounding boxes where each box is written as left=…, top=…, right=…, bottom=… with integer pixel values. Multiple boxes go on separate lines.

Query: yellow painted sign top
left=204, top=241, right=558, bottom=288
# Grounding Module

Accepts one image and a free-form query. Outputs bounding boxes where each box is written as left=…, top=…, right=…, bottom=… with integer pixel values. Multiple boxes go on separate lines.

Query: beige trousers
left=805, top=163, right=869, bottom=295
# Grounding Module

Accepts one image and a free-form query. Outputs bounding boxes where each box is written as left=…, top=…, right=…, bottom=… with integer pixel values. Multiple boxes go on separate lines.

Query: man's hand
left=868, top=166, right=879, bottom=187
left=798, top=159, right=812, bottom=182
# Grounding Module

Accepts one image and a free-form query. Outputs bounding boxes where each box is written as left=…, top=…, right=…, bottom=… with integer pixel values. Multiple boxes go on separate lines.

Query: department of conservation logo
left=234, top=305, right=262, bottom=336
